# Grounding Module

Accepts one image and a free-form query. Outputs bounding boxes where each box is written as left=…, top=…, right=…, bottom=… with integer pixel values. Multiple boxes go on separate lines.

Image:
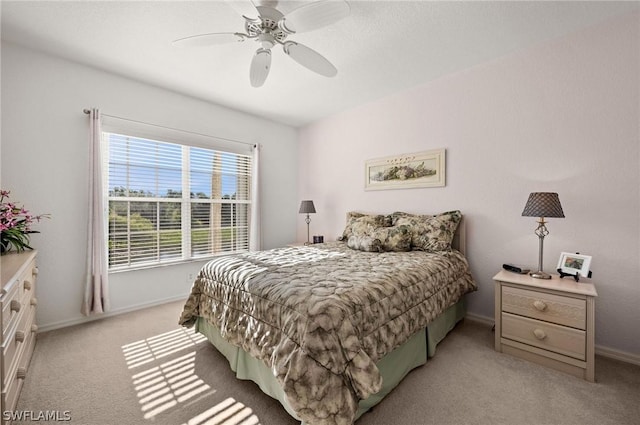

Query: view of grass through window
left=105, top=133, right=251, bottom=269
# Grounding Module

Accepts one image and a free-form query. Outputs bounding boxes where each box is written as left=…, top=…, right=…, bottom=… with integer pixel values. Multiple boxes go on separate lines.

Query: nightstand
left=493, top=269, right=597, bottom=382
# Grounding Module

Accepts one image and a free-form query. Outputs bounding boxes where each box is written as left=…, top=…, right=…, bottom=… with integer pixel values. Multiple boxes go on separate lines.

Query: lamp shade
left=299, top=200, right=316, bottom=214
left=522, top=192, right=565, bottom=218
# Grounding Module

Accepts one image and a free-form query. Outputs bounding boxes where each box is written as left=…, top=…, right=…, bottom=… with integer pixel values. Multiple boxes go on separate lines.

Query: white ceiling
left=2, top=1, right=638, bottom=127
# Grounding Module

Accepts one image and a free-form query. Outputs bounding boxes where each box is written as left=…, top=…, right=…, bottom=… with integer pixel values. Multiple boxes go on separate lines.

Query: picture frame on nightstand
left=557, top=252, right=592, bottom=277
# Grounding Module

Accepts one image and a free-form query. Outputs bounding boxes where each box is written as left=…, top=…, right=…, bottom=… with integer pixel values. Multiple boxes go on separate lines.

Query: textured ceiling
left=2, top=1, right=638, bottom=127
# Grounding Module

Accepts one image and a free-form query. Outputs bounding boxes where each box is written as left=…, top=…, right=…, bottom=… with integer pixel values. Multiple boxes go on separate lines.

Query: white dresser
left=1, top=251, right=38, bottom=421
left=494, top=269, right=597, bottom=382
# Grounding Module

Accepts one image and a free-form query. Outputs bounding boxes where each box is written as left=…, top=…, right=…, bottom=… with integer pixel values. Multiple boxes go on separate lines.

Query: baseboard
left=465, top=312, right=495, bottom=327
left=37, top=294, right=189, bottom=333
left=595, top=345, right=640, bottom=366
left=464, top=312, right=640, bottom=366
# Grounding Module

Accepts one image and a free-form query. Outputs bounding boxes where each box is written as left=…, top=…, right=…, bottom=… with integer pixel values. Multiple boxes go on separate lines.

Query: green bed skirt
left=195, top=299, right=466, bottom=422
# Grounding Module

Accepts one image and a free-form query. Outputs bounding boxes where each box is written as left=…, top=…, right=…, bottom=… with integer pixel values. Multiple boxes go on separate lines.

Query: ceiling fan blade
left=173, top=32, right=245, bottom=47
left=250, top=48, right=272, bottom=87
left=280, top=0, right=350, bottom=34
left=283, top=42, right=337, bottom=77
left=225, top=0, right=259, bottom=20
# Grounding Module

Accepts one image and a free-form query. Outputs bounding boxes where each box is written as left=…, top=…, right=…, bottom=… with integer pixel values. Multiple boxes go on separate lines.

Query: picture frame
left=364, top=148, right=446, bottom=190
left=557, top=252, right=592, bottom=278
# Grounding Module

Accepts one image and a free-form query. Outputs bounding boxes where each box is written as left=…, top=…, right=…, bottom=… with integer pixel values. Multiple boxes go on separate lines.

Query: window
left=104, top=129, right=251, bottom=270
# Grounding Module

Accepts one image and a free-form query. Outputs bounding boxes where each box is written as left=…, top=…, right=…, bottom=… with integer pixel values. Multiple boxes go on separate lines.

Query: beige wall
left=1, top=42, right=299, bottom=330
left=298, top=12, right=640, bottom=356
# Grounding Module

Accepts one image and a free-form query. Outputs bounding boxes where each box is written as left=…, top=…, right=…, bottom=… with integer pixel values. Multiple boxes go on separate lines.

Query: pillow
left=371, top=224, right=412, bottom=252
left=338, top=212, right=391, bottom=241
left=388, top=211, right=412, bottom=225
left=347, top=234, right=383, bottom=252
left=393, top=210, right=462, bottom=252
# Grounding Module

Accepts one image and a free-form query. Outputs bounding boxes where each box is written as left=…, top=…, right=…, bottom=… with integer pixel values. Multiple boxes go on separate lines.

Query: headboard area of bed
left=452, top=215, right=466, bottom=256
left=341, top=210, right=467, bottom=256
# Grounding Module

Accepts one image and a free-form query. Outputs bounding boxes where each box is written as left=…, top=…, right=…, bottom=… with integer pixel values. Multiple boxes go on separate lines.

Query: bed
left=179, top=210, right=476, bottom=425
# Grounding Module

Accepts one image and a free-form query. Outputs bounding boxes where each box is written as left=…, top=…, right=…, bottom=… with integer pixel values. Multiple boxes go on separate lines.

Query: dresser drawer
left=1, top=258, right=36, bottom=340
left=502, top=286, right=586, bottom=329
left=20, top=262, right=37, bottom=306
left=1, top=283, right=21, bottom=341
left=2, top=303, right=34, bottom=389
left=0, top=312, right=36, bottom=421
left=501, top=312, right=586, bottom=360
left=1, top=363, right=24, bottom=417
left=19, top=315, right=37, bottom=375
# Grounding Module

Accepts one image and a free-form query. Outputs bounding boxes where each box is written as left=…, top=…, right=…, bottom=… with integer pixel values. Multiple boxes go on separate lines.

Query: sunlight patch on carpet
left=130, top=350, right=214, bottom=419
left=122, top=327, right=207, bottom=369
left=180, top=397, right=260, bottom=425
left=124, top=327, right=262, bottom=424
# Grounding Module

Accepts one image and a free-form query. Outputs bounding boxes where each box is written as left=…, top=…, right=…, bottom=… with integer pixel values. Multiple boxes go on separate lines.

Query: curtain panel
left=82, top=108, right=110, bottom=315
left=249, top=144, right=262, bottom=251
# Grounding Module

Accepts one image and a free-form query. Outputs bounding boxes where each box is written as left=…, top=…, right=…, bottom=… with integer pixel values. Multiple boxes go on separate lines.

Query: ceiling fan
left=173, top=0, right=350, bottom=87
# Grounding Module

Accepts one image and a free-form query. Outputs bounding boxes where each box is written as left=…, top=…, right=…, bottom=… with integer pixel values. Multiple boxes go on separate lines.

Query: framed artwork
left=364, top=148, right=446, bottom=190
left=557, top=252, right=592, bottom=278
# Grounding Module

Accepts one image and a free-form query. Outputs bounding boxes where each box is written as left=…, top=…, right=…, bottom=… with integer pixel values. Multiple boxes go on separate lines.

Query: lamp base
left=529, top=271, right=552, bottom=279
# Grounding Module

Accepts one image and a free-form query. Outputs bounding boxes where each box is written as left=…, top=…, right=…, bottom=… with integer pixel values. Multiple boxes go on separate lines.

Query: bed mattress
left=180, top=241, right=476, bottom=424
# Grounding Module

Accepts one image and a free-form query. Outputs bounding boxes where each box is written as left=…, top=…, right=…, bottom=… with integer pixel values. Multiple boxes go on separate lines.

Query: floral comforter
left=179, top=242, right=476, bottom=425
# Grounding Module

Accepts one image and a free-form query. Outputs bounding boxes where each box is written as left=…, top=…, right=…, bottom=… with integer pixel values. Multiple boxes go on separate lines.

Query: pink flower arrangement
left=0, top=190, right=49, bottom=254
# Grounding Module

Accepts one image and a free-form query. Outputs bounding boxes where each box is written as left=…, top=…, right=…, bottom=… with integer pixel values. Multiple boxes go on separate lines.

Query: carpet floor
left=14, top=300, right=640, bottom=425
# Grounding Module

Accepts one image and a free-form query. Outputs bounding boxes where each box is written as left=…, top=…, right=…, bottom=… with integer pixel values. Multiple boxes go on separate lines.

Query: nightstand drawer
left=502, top=312, right=586, bottom=360
left=502, top=286, right=586, bottom=329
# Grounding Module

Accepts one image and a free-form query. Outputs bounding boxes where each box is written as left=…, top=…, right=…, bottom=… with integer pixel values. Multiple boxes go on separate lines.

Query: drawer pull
left=533, top=329, right=547, bottom=340
left=15, top=330, right=26, bottom=343
left=32, top=267, right=39, bottom=276
left=24, top=280, right=33, bottom=290
left=31, top=324, right=39, bottom=333
left=31, top=298, right=38, bottom=306
left=10, top=299, right=21, bottom=313
left=17, top=367, right=27, bottom=380
left=533, top=300, right=547, bottom=312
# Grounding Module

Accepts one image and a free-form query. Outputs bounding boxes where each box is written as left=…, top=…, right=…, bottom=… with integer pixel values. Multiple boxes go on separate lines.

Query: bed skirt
left=195, top=299, right=466, bottom=423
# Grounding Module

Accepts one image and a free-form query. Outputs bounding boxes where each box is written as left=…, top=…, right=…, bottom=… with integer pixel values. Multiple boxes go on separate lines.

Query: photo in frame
left=364, top=148, right=446, bottom=190
left=557, top=252, right=592, bottom=278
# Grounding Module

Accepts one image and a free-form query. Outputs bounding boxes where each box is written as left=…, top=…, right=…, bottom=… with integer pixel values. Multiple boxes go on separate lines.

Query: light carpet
left=14, top=300, right=640, bottom=425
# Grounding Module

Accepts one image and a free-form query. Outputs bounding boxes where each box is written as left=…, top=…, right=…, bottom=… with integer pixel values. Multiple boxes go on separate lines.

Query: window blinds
left=105, top=132, right=252, bottom=270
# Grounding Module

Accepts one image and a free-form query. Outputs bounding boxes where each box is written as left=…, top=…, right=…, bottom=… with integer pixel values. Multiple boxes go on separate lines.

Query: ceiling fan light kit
left=173, top=0, right=350, bottom=87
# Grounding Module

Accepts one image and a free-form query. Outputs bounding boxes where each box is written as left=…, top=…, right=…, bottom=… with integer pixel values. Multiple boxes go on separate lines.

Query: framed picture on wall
left=557, top=252, right=592, bottom=278
left=364, top=148, right=446, bottom=190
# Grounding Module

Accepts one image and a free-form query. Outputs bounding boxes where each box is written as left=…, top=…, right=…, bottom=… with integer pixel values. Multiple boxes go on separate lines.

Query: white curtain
left=249, top=144, right=262, bottom=251
left=82, top=108, right=110, bottom=315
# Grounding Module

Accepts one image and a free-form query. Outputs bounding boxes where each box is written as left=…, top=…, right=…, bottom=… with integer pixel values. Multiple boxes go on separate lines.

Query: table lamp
left=522, top=192, right=565, bottom=279
left=298, top=200, right=316, bottom=245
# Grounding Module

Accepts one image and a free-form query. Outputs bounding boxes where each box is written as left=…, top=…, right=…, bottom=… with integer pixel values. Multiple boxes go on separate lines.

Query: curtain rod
left=83, top=109, right=256, bottom=148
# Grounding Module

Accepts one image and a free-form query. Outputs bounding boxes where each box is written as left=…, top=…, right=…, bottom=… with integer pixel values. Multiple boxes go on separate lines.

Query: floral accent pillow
left=347, top=234, right=383, bottom=252
left=371, top=225, right=412, bottom=252
left=392, top=210, right=462, bottom=252
left=338, top=212, right=391, bottom=241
